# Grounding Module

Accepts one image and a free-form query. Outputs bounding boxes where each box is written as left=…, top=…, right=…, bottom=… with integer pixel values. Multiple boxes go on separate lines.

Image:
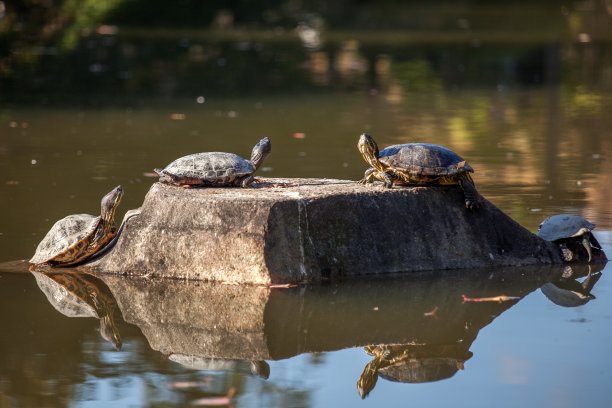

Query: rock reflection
left=166, top=354, right=270, bottom=380
left=91, top=266, right=559, bottom=383
left=31, top=271, right=122, bottom=350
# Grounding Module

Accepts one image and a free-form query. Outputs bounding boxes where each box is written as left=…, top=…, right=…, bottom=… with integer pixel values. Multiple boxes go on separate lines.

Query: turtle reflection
left=357, top=343, right=473, bottom=399
left=540, top=264, right=603, bottom=308
left=31, top=271, right=122, bottom=349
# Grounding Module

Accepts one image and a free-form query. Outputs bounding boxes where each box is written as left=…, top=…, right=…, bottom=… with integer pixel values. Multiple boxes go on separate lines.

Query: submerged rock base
left=86, top=178, right=562, bottom=284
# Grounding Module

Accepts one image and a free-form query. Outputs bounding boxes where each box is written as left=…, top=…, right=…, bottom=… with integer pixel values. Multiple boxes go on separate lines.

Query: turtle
left=537, top=214, right=602, bottom=263
left=155, top=137, right=272, bottom=188
left=32, top=271, right=122, bottom=350
left=29, top=185, right=123, bottom=268
left=357, top=133, right=480, bottom=209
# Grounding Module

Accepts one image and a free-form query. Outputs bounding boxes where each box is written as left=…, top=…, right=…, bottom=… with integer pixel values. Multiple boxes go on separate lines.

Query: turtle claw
left=465, top=199, right=481, bottom=210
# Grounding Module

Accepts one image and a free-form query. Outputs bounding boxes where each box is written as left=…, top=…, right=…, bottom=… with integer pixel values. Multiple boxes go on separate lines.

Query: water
left=2, top=3, right=612, bottom=406
left=1, top=88, right=611, bottom=407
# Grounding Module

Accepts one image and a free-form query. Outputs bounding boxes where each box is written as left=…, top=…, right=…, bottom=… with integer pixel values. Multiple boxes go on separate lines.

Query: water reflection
left=0, top=259, right=607, bottom=406
left=540, top=263, right=604, bottom=307
left=357, top=343, right=473, bottom=398
left=31, top=271, right=122, bottom=350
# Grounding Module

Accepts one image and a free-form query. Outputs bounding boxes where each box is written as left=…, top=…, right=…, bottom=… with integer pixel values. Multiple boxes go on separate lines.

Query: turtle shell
left=159, top=152, right=254, bottom=185
left=378, top=143, right=473, bottom=176
left=537, top=214, right=595, bottom=241
left=30, top=214, right=100, bottom=264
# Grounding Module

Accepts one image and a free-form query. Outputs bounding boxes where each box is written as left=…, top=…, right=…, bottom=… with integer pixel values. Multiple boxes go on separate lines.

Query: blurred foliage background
left=1, top=0, right=611, bottom=104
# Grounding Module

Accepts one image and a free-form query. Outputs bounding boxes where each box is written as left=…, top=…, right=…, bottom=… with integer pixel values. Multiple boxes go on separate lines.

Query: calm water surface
left=1, top=88, right=611, bottom=407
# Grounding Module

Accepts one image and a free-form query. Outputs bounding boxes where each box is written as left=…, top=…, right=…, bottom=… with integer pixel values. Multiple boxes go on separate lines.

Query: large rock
left=85, top=178, right=563, bottom=284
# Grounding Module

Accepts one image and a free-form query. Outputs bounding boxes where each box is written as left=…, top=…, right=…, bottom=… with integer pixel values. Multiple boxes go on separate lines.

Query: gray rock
left=84, top=178, right=563, bottom=284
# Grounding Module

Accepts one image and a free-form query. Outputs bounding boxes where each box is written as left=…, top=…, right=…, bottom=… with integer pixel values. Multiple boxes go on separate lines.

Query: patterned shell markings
left=30, top=214, right=100, bottom=264
left=162, top=152, right=254, bottom=183
left=378, top=143, right=472, bottom=176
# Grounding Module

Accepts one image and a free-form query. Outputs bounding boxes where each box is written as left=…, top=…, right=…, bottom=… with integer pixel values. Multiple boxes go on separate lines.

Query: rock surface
left=85, top=178, right=563, bottom=284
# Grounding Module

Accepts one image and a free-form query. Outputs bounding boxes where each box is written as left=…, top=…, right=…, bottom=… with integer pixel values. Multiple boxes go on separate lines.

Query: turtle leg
left=240, top=175, right=254, bottom=188
left=376, top=170, right=394, bottom=188
left=581, top=235, right=593, bottom=263
left=358, top=167, right=377, bottom=185
left=588, top=233, right=602, bottom=250
left=459, top=175, right=480, bottom=209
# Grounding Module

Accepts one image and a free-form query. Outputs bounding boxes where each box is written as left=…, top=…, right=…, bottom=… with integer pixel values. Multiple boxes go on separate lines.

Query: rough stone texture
left=86, top=178, right=563, bottom=284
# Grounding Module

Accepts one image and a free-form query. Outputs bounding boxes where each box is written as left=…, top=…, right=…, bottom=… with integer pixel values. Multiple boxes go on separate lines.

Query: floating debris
left=264, top=283, right=298, bottom=289
left=170, top=113, right=186, bottom=120
left=271, top=183, right=298, bottom=188
left=191, top=387, right=235, bottom=406
left=143, top=172, right=158, bottom=178
left=6, top=181, right=19, bottom=185
left=196, top=96, right=206, bottom=104
left=163, top=378, right=212, bottom=389
left=424, top=306, right=439, bottom=319
left=462, top=294, right=520, bottom=303
left=293, top=132, right=306, bottom=139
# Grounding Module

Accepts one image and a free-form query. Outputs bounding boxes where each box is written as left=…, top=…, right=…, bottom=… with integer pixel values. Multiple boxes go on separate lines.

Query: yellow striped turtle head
left=100, top=185, right=123, bottom=224
left=358, top=133, right=384, bottom=171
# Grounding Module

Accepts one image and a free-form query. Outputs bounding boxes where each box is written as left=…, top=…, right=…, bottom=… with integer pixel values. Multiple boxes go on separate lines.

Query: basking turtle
left=155, top=137, right=272, bottom=187
left=30, top=185, right=123, bottom=268
left=357, top=133, right=480, bottom=209
left=32, top=271, right=122, bottom=349
left=537, top=214, right=602, bottom=262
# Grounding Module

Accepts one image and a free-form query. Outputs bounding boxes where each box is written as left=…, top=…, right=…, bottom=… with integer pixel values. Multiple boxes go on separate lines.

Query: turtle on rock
left=537, top=214, right=602, bottom=263
left=155, top=137, right=272, bottom=188
left=357, top=133, right=481, bottom=209
left=30, top=185, right=123, bottom=268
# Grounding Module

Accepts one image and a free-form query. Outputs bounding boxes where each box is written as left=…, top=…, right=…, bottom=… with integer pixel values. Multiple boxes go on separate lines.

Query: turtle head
left=100, top=313, right=122, bottom=350
left=100, top=185, right=123, bottom=224
left=358, top=133, right=382, bottom=170
left=250, top=137, right=272, bottom=170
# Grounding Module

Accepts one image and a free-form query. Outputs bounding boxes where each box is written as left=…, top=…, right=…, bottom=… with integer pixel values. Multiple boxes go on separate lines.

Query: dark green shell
left=378, top=143, right=473, bottom=176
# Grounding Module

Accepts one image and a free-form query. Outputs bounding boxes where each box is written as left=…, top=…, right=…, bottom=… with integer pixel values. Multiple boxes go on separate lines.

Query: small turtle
left=537, top=214, right=601, bottom=262
left=155, top=137, right=271, bottom=188
left=30, top=185, right=123, bottom=267
left=357, top=133, right=480, bottom=209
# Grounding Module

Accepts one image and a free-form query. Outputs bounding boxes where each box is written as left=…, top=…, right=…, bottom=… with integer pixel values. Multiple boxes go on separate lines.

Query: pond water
left=2, top=3, right=612, bottom=405
left=1, top=87, right=611, bottom=407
